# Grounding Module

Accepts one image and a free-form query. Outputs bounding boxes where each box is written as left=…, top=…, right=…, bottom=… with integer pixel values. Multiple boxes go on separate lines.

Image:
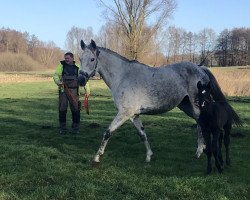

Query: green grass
left=0, top=79, right=249, bottom=200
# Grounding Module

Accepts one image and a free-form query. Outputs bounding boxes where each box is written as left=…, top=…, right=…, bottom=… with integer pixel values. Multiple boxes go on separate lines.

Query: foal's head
left=197, top=81, right=212, bottom=109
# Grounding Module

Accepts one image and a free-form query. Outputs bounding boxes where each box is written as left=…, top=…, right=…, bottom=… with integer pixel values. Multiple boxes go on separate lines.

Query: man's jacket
left=53, top=61, right=90, bottom=95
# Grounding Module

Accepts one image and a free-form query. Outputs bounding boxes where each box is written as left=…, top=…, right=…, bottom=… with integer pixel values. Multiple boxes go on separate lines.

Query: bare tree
left=231, top=28, right=249, bottom=66
left=186, top=32, right=199, bottom=63
left=215, top=28, right=250, bottom=66
left=97, top=0, right=177, bottom=60
left=215, top=29, right=231, bottom=66
left=198, top=28, right=217, bottom=66
left=97, top=22, right=125, bottom=55
left=160, top=26, right=186, bottom=63
left=65, top=26, right=94, bottom=58
left=36, top=41, right=62, bottom=67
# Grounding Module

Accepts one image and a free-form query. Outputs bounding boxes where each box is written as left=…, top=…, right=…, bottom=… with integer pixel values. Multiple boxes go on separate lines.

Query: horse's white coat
left=80, top=40, right=210, bottom=163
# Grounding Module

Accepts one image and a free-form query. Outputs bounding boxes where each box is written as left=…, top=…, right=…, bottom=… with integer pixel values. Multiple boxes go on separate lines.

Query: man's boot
left=59, top=111, right=67, bottom=134
left=59, top=122, right=67, bottom=134
left=71, top=111, right=80, bottom=134
left=71, top=123, right=79, bottom=134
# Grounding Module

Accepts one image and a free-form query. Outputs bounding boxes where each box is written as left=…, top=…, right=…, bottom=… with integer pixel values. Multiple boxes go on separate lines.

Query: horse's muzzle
left=78, top=71, right=89, bottom=86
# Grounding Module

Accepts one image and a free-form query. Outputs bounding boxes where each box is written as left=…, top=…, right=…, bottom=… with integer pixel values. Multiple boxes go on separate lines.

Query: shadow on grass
left=0, top=95, right=248, bottom=177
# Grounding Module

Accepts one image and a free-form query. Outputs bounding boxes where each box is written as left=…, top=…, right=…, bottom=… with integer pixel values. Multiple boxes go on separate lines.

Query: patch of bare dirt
left=0, top=74, right=52, bottom=83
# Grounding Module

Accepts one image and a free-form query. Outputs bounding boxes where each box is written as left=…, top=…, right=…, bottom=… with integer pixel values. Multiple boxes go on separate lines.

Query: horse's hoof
left=91, top=160, right=100, bottom=168
left=195, top=150, right=203, bottom=158
left=206, top=167, right=212, bottom=175
left=145, top=156, right=152, bottom=163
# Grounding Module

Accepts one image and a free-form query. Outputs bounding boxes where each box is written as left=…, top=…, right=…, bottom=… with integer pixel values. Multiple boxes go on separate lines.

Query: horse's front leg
left=92, top=112, right=130, bottom=165
left=212, top=130, right=223, bottom=173
left=130, top=115, right=153, bottom=162
left=196, top=124, right=206, bottom=158
left=203, top=132, right=212, bottom=174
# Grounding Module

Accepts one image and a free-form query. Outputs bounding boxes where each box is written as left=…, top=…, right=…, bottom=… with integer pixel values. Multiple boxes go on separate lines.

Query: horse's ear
left=81, top=40, right=86, bottom=50
left=197, top=81, right=202, bottom=90
left=90, top=40, right=97, bottom=50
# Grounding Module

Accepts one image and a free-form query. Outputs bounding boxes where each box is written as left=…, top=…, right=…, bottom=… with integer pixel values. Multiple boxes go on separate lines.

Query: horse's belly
left=136, top=99, right=179, bottom=115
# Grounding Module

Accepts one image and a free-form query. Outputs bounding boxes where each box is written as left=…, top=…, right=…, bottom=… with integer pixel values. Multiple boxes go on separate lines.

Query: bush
left=0, top=52, right=45, bottom=71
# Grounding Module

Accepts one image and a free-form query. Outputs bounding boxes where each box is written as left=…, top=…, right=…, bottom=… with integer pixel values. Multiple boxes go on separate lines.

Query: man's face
left=64, top=55, right=74, bottom=65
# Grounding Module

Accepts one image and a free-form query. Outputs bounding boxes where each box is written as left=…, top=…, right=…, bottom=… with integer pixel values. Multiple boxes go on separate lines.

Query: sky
left=1, top=0, right=250, bottom=50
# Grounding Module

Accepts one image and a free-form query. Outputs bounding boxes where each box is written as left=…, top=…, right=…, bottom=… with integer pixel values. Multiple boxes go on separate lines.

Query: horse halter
left=88, top=59, right=98, bottom=78
left=85, top=48, right=100, bottom=78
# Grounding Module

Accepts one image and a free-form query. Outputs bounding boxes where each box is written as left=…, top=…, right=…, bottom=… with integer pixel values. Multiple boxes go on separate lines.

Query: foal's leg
left=92, top=112, right=130, bottom=164
left=212, top=130, right=223, bottom=173
left=203, top=132, right=212, bottom=174
left=218, top=130, right=224, bottom=166
left=224, top=123, right=232, bottom=166
left=130, top=116, right=153, bottom=162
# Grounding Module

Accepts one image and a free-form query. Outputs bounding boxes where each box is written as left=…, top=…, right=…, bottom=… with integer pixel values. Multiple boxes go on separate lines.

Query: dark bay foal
left=197, top=81, right=242, bottom=174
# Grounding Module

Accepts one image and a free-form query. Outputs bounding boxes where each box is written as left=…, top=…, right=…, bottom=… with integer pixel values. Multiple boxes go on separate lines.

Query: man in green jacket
left=53, top=52, right=90, bottom=134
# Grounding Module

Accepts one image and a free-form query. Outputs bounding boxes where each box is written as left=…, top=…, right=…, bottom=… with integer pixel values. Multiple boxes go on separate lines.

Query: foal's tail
left=230, top=105, right=243, bottom=127
left=201, top=67, right=243, bottom=127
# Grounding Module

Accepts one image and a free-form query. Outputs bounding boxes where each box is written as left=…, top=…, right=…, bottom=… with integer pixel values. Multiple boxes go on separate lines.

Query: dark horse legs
left=224, top=123, right=232, bottom=166
left=204, top=132, right=212, bottom=174
left=218, top=130, right=224, bottom=166
left=204, top=129, right=223, bottom=174
left=212, top=130, right=223, bottom=173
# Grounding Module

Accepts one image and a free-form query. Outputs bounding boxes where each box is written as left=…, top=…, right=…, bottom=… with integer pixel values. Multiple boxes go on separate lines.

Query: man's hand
left=57, top=81, right=63, bottom=87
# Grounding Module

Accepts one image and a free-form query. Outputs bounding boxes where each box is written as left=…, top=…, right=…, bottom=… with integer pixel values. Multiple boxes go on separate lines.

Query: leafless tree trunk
left=97, top=0, right=176, bottom=60
left=65, top=26, right=94, bottom=58
left=198, top=28, right=217, bottom=66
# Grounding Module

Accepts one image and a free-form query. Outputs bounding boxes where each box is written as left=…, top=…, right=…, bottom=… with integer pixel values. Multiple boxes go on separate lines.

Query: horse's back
left=114, top=62, right=208, bottom=115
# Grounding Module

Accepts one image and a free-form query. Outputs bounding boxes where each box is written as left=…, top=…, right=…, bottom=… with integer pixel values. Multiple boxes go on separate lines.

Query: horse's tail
left=201, top=67, right=227, bottom=102
left=201, top=66, right=243, bottom=127
left=229, top=104, right=243, bottom=127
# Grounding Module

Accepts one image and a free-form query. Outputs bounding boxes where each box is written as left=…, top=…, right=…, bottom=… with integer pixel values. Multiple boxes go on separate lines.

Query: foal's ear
left=80, top=40, right=86, bottom=50
left=90, top=40, right=97, bottom=50
left=197, top=81, right=202, bottom=90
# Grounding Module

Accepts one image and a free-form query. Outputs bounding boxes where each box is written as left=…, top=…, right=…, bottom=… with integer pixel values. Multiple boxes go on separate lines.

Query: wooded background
left=0, top=0, right=249, bottom=71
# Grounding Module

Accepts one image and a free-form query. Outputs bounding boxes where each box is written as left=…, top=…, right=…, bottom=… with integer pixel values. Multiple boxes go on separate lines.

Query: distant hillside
left=0, top=52, right=45, bottom=71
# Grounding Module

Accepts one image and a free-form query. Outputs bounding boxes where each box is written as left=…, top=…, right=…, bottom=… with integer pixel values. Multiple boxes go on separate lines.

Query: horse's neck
left=97, top=50, right=129, bottom=90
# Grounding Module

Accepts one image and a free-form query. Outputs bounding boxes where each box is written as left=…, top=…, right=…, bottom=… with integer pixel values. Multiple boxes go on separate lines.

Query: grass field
left=0, top=77, right=249, bottom=199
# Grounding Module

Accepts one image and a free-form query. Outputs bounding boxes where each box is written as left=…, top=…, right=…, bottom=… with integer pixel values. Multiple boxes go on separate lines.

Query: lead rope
left=62, top=81, right=79, bottom=111
left=83, top=94, right=90, bottom=115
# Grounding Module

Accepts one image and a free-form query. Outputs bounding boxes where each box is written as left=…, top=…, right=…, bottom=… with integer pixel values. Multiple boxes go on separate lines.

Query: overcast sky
left=1, top=0, right=249, bottom=49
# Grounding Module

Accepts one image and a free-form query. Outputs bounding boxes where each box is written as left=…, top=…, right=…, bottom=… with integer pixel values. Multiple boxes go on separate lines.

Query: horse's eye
left=91, top=58, right=95, bottom=62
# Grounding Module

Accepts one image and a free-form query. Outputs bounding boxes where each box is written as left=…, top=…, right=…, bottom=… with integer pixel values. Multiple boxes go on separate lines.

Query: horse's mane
left=98, top=47, right=150, bottom=68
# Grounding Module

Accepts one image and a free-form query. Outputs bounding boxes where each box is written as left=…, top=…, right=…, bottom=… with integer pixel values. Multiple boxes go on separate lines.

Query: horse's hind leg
left=224, top=123, right=232, bottom=166
left=92, top=112, right=130, bottom=164
left=218, top=130, right=224, bottom=166
left=130, top=115, right=153, bottom=162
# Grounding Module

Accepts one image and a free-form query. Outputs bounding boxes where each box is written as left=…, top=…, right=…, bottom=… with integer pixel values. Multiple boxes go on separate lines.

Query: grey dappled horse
left=79, top=40, right=226, bottom=165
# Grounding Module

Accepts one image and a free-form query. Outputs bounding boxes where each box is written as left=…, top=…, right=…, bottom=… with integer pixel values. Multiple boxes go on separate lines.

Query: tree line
left=65, top=0, right=249, bottom=67
left=1, top=0, right=249, bottom=70
left=65, top=25, right=250, bottom=67
left=0, top=27, right=63, bottom=69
